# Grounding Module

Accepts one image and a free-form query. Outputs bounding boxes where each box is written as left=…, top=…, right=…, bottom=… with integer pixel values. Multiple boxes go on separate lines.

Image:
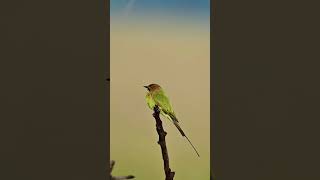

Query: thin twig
left=110, top=160, right=135, bottom=180
left=112, top=175, right=135, bottom=180
left=110, top=160, right=115, bottom=172
left=152, top=106, right=175, bottom=180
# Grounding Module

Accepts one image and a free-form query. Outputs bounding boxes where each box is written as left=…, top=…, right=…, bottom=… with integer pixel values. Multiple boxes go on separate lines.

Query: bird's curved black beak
left=143, top=86, right=148, bottom=89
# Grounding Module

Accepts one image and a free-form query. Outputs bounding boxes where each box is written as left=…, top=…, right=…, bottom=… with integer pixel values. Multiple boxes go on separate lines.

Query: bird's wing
left=152, top=91, right=176, bottom=120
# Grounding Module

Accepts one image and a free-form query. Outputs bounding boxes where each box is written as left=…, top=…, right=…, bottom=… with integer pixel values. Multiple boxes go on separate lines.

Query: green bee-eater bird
left=144, top=83, right=200, bottom=157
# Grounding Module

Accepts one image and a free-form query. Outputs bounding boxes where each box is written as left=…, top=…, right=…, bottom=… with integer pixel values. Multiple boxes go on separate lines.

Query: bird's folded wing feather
left=152, top=91, right=177, bottom=120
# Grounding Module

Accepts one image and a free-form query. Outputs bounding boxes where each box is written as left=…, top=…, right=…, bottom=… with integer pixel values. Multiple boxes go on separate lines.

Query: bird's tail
left=170, top=116, right=200, bottom=157
left=172, top=118, right=185, bottom=136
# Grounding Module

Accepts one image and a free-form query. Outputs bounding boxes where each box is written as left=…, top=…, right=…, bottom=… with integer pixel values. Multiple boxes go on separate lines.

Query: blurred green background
left=110, top=1, right=210, bottom=179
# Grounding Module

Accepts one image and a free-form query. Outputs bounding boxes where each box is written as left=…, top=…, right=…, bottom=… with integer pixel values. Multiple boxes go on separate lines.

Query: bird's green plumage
left=145, top=93, right=156, bottom=110
left=147, top=89, right=177, bottom=120
left=144, top=83, right=200, bottom=157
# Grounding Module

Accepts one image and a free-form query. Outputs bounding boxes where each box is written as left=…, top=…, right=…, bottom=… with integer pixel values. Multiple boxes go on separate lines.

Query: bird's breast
left=145, top=93, right=156, bottom=110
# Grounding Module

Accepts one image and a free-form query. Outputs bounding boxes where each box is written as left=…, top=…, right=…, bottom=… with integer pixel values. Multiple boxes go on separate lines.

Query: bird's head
left=143, top=84, right=161, bottom=92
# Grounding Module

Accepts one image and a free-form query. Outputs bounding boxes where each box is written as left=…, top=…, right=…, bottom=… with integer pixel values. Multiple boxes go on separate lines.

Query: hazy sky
left=110, top=0, right=210, bottom=19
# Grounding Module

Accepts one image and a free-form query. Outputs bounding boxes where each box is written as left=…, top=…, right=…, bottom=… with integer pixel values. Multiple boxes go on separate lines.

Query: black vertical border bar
left=211, top=0, right=320, bottom=179
left=211, top=0, right=216, bottom=179
left=106, top=0, right=111, bottom=174
left=0, top=0, right=109, bottom=179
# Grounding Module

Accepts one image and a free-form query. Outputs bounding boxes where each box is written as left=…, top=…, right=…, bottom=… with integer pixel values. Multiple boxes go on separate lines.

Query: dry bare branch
left=152, top=106, right=175, bottom=180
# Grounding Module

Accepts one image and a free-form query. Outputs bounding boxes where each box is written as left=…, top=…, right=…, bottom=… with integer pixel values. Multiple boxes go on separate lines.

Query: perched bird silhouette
left=144, top=83, right=200, bottom=157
